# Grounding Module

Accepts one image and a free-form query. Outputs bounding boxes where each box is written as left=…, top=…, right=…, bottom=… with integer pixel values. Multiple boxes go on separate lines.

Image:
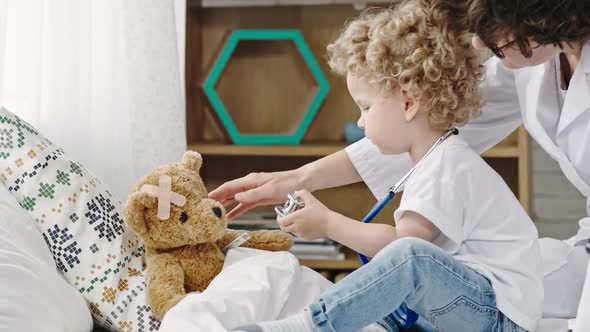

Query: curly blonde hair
left=327, top=1, right=484, bottom=130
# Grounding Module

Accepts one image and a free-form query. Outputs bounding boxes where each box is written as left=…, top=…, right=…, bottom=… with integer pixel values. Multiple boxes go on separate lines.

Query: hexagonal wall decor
left=202, top=30, right=330, bottom=145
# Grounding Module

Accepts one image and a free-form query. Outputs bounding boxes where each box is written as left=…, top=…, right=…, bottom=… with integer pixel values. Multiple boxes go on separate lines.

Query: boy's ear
left=403, top=94, right=421, bottom=122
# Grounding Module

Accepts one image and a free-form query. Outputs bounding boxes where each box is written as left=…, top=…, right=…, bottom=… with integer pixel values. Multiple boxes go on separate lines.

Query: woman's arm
left=209, top=149, right=362, bottom=218
left=459, top=57, right=523, bottom=153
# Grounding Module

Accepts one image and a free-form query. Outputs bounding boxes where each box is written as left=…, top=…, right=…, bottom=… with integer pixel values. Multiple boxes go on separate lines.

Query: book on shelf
left=228, top=212, right=277, bottom=226
left=290, top=237, right=345, bottom=261
left=293, top=237, right=335, bottom=245
left=290, top=243, right=342, bottom=255
left=295, top=252, right=346, bottom=261
left=229, top=223, right=280, bottom=231
left=228, top=212, right=279, bottom=230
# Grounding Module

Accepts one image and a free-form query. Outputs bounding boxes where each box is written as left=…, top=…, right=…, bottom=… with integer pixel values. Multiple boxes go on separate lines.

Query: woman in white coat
left=210, top=0, right=590, bottom=330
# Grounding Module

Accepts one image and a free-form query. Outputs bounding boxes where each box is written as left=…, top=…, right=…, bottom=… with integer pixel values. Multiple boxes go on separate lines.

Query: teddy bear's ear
left=123, top=190, right=156, bottom=238
left=182, top=151, right=203, bottom=173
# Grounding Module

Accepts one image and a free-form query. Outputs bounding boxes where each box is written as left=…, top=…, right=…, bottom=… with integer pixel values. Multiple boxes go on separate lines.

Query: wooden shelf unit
left=186, top=1, right=531, bottom=275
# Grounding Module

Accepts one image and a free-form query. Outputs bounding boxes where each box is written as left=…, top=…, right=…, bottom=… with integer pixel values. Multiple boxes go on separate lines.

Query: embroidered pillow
left=0, top=107, right=159, bottom=331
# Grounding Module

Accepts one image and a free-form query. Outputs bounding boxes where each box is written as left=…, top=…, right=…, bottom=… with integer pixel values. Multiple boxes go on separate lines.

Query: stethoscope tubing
left=356, top=127, right=458, bottom=327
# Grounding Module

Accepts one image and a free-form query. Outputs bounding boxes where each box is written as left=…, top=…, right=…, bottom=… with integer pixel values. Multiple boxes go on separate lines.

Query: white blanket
left=159, top=248, right=333, bottom=332
left=537, top=318, right=573, bottom=332
left=159, top=247, right=573, bottom=332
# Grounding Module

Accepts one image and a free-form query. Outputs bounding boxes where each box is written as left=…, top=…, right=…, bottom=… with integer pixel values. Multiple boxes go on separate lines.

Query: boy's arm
left=395, top=211, right=441, bottom=243
left=325, top=210, right=440, bottom=258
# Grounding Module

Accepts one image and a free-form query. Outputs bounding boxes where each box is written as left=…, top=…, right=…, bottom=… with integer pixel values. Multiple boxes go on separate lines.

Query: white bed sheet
left=537, top=318, right=572, bottom=332
left=159, top=247, right=333, bottom=332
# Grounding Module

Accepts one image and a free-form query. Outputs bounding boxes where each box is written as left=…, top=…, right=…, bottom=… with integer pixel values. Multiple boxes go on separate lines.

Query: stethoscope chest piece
left=275, top=193, right=305, bottom=218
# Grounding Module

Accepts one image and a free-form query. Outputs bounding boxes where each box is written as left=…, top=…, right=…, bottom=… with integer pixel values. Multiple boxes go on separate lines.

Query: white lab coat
left=346, top=40, right=590, bottom=330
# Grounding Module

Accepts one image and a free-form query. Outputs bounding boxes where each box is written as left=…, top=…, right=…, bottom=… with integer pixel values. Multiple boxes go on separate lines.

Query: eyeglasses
left=489, top=39, right=517, bottom=58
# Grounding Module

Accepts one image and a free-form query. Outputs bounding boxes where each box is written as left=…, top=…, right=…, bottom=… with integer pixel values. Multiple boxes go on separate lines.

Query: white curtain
left=0, top=0, right=187, bottom=201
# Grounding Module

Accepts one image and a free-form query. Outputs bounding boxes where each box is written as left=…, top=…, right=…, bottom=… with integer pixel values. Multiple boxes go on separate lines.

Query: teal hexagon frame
left=202, top=30, right=330, bottom=145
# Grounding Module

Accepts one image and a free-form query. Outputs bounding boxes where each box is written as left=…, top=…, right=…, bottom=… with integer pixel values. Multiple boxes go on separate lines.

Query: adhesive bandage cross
left=140, top=175, right=187, bottom=220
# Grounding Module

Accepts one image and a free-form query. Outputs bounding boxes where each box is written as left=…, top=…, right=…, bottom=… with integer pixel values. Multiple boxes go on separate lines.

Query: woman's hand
left=208, top=170, right=304, bottom=219
left=208, top=149, right=360, bottom=219
left=276, top=190, right=333, bottom=240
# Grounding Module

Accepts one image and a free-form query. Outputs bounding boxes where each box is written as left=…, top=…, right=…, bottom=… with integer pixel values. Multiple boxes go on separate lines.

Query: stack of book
left=228, top=211, right=279, bottom=231
left=229, top=212, right=346, bottom=261
left=290, top=237, right=345, bottom=261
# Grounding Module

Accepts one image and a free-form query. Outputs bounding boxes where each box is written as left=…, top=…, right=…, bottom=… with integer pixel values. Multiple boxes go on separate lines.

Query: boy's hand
left=276, top=190, right=332, bottom=240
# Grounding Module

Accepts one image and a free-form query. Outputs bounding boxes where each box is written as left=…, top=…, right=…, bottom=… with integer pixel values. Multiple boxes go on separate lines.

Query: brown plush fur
left=123, top=151, right=293, bottom=320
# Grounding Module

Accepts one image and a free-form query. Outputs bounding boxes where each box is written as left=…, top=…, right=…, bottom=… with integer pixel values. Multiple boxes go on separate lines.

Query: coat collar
left=557, top=39, right=590, bottom=134
left=514, top=63, right=566, bottom=161
left=583, top=39, right=590, bottom=74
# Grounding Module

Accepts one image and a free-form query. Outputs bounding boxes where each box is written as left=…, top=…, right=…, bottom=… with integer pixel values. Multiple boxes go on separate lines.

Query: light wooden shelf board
left=189, top=143, right=520, bottom=158
left=189, top=143, right=344, bottom=157
left=298, top=248, right=362, bottom=269
left=299, top=257, right=361, bottom=269
left=201, top=0, right=392, bottom=8
left=480, top=146, right=519, bottom=158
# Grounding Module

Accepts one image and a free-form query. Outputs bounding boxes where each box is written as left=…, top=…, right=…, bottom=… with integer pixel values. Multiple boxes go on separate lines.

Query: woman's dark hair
left=422, top=0, right=590, bottom=58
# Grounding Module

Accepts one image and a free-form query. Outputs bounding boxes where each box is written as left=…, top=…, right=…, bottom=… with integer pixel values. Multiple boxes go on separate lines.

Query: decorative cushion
left=0, top=107, right=159, bottom=331
left=0, top=185, right=93, bottom=332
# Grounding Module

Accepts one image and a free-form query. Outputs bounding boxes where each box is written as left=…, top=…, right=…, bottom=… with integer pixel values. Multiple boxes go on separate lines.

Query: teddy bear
left=123, top=151, right=293, bottom=320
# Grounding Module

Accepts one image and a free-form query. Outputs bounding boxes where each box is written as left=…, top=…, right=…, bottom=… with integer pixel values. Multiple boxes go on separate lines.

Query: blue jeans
left=308, top=238, right=528, bottom=332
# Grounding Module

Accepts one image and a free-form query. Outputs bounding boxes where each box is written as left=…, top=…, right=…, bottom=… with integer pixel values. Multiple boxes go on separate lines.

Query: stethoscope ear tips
left=452, top=127, right=459, bottom=135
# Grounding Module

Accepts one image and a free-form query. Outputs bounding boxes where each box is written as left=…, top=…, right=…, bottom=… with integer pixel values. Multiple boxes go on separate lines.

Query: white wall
left=532, top=140, right=586, bottom=239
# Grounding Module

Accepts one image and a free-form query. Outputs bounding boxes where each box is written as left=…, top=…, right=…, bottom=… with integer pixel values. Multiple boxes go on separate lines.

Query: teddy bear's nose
left=212, top=207, right=222, bottom=218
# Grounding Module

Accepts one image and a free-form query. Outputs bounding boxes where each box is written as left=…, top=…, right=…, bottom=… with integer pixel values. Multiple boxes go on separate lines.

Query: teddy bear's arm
left=216, top=229, right=293, bottom=252
left=146, top=254, right=187, bottom=320
left=241, top=230, right=293, bottom=252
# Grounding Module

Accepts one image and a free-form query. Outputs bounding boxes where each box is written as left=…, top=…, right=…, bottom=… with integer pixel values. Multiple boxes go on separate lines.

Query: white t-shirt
left=392, top=135, right=542, bottom=331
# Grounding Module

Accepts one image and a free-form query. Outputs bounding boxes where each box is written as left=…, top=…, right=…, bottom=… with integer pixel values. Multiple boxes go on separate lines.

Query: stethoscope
left=358, top=127, right=459, bottom=328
